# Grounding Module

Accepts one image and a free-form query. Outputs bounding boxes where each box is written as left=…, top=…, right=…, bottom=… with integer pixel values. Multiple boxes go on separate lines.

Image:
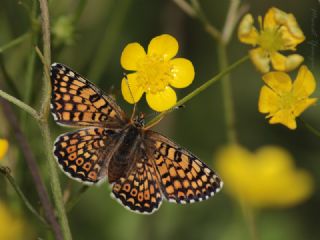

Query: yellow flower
left=215, top=145, right=313, bottom=208
left=259, top=65, right=317, bottom=129
left=0, top=138, right=9, bottom=160
left=0, top=201, right=24, bottom=240
left=120, top=34, right=195, bottom=112
left=238, top=7, right=305, bottom=73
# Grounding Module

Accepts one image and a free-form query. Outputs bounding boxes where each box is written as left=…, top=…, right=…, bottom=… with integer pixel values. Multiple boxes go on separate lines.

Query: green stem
left=73, top=0, right=88, bottom=23
left=38, top=0, right=72, bottom=239
left=217, top=42, right=237, bottom=144
left=39, top=121, right=73, bottom=239
left=0, top=166, right=47, bottom=225
left=0, top=32, right=30, bottom=53
left=147, top=55, right=249, bottom=127
left=88, top=0, right=133, bottom=81
left=190, top=0, right=221, bottom=40
left=221, top=0, right=241, bottom=43
left=0, top=90, right=39, bottom=119
left=241, top=201, right=258, bottom=240
left=172, top=0, right=196, bottom=17
left=66, top=186, right=90, bottom=212
left=299, top=118, right=320, bottom=137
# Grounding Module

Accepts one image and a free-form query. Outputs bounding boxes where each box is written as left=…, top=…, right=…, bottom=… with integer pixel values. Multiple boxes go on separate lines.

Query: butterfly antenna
left=123, top=73, right=137, bottom=120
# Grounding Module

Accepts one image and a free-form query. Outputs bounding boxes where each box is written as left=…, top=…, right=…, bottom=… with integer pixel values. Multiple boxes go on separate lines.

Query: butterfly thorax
left=132, top=112, right=145, bottom=128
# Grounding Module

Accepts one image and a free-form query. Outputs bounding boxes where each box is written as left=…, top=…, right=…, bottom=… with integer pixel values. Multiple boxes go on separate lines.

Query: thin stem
left=38, top=0, right=73, bottom=239
left=0, top=99, right=63, bottom=239
left=0, top=32, right=30, bottom=53
left=241, top=202, right=258, bottom=240
left=299, top=118, right=320, bottom=137
left=217, top=42, right=237, bottom=144
left=0, top=89, right=39, bottom=119
left=190, top=0, right=221, bottom=41
left=147, top=55, right=249, bottom=127
left=0, top=166, right=48, bottom=225
left=73, top=0, right=88, bottom=23
left=38, top=0, right=52, bottom=119
left=39, top=121, right=73, bottom=240
left=66, top=186, right=90, bottom=212
left=88, top=0, right=132, bottom=81
left=221, top=0, right=241, bottom=43
left=24, top=44, right=37, bottom=105
left=172, top=0, right=196, bottom=17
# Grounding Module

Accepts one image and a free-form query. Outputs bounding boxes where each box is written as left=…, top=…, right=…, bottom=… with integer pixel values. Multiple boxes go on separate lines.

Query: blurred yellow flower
left=259, top=65, right=317, bottom=129
left=215, top=145, right=313, bottom=208
left=0, top=201, right=24, bottom=240
left=0, top=138, right=9, bottom=160
left=238, top=7, right=305, bottom=73
left=120, top=34, right=195, bottom=112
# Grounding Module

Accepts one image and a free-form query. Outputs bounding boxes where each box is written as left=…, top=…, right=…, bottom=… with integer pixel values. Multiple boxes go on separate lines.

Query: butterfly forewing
left=50, top=63, right=126, bottom=127
left=146, top=131, right=223, bottom=204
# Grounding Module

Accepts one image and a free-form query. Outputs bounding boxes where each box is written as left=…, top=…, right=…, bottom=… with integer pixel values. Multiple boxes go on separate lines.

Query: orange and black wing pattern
left=50, top=63, right=126, bottom=127
left=54, top=127, right=120, bottom=184
left=111, top=149, right=163, bottom=214
left=146, top=131, right=223, bottom=204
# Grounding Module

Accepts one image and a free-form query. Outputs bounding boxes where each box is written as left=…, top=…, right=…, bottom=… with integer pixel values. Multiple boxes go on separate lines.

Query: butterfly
left=50, top=63, right=223, bottom=214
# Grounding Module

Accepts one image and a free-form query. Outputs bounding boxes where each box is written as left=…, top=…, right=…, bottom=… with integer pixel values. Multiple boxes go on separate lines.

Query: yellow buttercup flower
left=238, top=7, right=305, bottom=73
left=259, top=65, right=317, bottom=129
left=120, top=34, right=195, bottom=112
left=0, top=201, right=24, bottom=240
left=215, top=145, right=313, bottom=208
left=0, top=138, right=9, bottom=160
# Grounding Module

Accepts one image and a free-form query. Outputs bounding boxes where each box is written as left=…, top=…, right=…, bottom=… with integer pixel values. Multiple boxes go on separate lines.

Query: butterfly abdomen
left=107, top=125, right=143, bottom=182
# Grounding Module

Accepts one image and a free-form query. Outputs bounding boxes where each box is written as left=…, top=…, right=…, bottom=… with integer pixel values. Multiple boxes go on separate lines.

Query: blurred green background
left=0, top=0, right=319, bottom=239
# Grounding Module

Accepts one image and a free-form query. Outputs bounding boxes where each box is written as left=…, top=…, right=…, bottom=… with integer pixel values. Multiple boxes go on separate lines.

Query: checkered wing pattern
left=50, top=63, right=126, bottom=127
left=146, top=131, right=223, bottom=204
left=111, top=150, right=163, bottom=214
left=54, top=127, right=119, bottom=184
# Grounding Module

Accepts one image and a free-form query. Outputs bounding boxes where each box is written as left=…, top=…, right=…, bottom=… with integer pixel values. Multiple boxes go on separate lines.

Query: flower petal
left=121, top=43, right=146, bottom=70
left=249, top=48, right=270, bottom=73
left=258, top=86, right=281, bottom=114
left=293, top=98, right=317, bottom=116
left=269, top=110, right=297, bottom=129
left=264, top=8, right=305, bottom=50
left=121, top=73, right=144, bottom=104
left=292, top=65, right=316, bottom=98
left=147, top=34, right=178, bottom=61
left=238, top=14, right=259, bottom=45
left=169, top=58, right=195, bottom=88
left=146, top=86, right=177, bottom=112
left=0, top=139, right=9, bottom=160
left=263, top=7, right=280, bottom=29
left=276, top=12, right=305, bottom=49
left=270, top=52, right=303, bottom=72
left=262, top=71, right=292, bottom=95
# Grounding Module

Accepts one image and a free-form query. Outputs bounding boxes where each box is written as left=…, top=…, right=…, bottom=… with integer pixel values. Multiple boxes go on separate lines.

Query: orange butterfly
left=51, top=63, right=223, bottom=214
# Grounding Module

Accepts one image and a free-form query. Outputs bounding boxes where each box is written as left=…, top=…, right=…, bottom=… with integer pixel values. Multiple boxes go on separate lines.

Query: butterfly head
left=133, top=112, right=145, bottom=128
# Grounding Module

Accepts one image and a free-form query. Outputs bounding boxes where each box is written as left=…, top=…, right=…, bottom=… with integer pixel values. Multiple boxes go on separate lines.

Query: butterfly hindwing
left=111, top=149, right=163, bottom=214
left=50, top=63, right=126, bottom=127
left=54, top=127, right=120, bottom=184
left=146, top=131, right=223, bottom=204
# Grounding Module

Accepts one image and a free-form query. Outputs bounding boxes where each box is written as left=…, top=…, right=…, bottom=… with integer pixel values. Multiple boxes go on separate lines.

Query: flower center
left=136, top=55, right=173, bottom=94
left=258, top=28, right=284, bottom=52
left=279, top=92, right=297, bottom=110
